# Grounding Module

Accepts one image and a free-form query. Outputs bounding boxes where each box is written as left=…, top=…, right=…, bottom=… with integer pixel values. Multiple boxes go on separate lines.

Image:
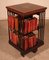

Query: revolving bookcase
left=6, top=3, right=47, bottom=56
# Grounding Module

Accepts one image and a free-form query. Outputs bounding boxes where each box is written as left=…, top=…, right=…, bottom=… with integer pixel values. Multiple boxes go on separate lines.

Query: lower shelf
left=9, top=39, right=44, bottom=56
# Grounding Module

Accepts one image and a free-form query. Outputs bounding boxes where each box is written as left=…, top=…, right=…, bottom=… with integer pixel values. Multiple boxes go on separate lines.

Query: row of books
left=21, top=33, right=37, bottom=51
left=8, top=15, right=18, bottom=31
left=8, top=15, right=38, bottom=33
left=22, top=17, right=37, bottom=34
left=9, top=30, right=19, bottom=45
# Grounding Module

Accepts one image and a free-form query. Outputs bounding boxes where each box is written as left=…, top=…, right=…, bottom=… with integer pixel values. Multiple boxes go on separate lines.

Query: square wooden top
left=6, top=3, right=47, bottom=16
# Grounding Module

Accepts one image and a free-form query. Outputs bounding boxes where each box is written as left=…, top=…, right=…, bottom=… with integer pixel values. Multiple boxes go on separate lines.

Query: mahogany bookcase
left=6, top=3, right=47, bottom=56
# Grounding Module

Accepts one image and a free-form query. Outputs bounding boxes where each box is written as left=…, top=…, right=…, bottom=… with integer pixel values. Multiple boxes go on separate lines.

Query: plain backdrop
left=0, top=0, right=49, bottom=20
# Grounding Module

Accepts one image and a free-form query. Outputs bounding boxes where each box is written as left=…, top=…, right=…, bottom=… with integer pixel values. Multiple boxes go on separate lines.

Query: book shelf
left=6, top=3, right=47, bottom=56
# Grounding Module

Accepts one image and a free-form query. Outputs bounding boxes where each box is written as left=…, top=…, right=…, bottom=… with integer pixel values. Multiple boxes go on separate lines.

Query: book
left=21, top=36, right=29, bottom=51
left=32, top=17, right=37, bottom=31
left=29, top=36, right=33, bottom=48
left=28, top=33, right=37, bottom=48
left=12, top=33, right=18, bottom=45
left=27, top=19, right=31, bottom=33
left=11, top=16, right=15, bottom=30
left=15, top=16, right=18, bottom=31
left=8, top=16, right=15, bottom=30
left=30, top=19, right=33, bottom=32
left=27, top=17, right=37, bottom=33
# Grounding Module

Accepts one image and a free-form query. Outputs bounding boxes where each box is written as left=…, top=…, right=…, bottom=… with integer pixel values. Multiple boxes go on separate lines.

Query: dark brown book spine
left=23, top=20, right=28, bottom=34
left=24, top=36, right=29, bottom=51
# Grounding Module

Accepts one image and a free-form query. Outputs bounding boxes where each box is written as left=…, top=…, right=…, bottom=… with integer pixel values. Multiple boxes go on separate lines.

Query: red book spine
left=30, top=20, right=33, bottom=32
left=29, top=36, right=33, bottom=48
left=21, top=36, right=29, bottom=51
left=8, top=16, right=12, bottom=28
left=11, top=16, right=15, bottom=30
left=28, top=20, right=31, bottom=33
left=32, top=17, right=37, bottom=31
left=33, top=35, right=36, bottom=46
left=8, top=16, right=15, bottom=30
left=15, top=17, right=18, bottom=31
left=12, top=33, right=18, bottom=45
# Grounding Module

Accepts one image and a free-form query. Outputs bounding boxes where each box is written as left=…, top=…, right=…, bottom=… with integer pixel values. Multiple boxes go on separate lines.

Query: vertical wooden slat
left=38, top=12, right=45, bottom=41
